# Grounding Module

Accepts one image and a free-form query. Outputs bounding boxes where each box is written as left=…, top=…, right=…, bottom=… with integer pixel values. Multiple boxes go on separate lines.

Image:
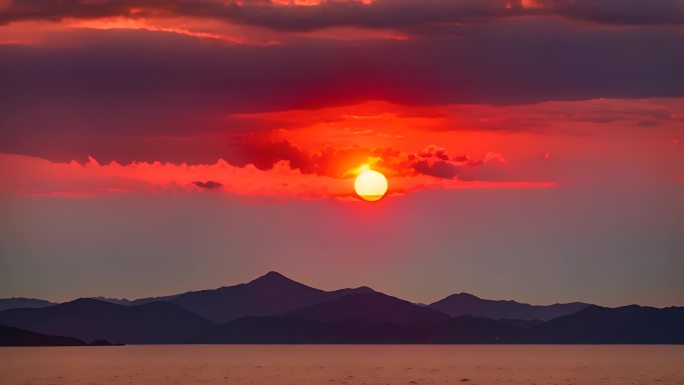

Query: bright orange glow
left=354, top=167, right=388, bottom=202
left=0, top=154, right=558, bottom=200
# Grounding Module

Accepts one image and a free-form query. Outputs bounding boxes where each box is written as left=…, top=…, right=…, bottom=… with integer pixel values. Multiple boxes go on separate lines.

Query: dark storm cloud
left=407, top=146, right=502, bottom=180
left=216, top=0, right=684, bottom=30
left=541, top=0, right=684, bottom=26
left=193, top=180, right=224, bottom=189
left=231, top=139, right=509, bottom=181
left=413, top=160, right=460, bottom=179
left=238, top=140, right=313, bottom=172
left=415, top=146, right=451, bottom=161
left=234, top=140, right=405, bottom=178
left=1, top=24, right=682, bottom=109
left=1, top=0, right=683, bottom=28
left=1, top=20, right=683, bottom=163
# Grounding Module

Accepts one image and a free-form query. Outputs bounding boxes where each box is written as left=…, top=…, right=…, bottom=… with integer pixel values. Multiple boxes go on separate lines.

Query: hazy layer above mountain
left=0, top=298, right=55, bottom=312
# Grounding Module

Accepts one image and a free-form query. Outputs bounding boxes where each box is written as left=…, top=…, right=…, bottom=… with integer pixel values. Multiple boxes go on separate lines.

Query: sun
left=354, top=167, right=388, bottom=202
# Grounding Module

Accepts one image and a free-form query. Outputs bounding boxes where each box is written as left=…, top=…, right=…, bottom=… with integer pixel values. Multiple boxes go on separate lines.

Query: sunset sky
left=0, top=0, right=682, bottom=307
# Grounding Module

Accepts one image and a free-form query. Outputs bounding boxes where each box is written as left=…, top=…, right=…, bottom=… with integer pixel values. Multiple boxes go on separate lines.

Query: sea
left=1, top=345, right=682, bottom=385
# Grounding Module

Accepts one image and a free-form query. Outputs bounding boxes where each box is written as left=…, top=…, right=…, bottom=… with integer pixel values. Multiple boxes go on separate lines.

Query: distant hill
left=427, top=315, right=524, bottom=343
left=287, top=292, right=450, bottom=325
left=165, top=271, right=375, bottom=323
left=0, top=298, right=55, bottom=312
left=194, top=314, right=524, bottom=344
left=93, top=295, right=180, bottom=306
left=0, top=298, right=214, bottom=344
left=0, top=325, right=86, bottom=346
left=195, top=316, right=346, bottom=344
left=530, top=305, right=684, bottom=343
left=428, top=292, right=590, bottom=321
left=194, top=305, right=684, bottom=344
left=90, top=297, right=135, bottom=306
left=194, top=315, right=429, bottom=344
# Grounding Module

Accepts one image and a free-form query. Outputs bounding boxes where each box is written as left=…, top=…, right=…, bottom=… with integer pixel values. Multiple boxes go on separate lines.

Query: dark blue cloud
left=0, top=19, right=682, bottom=163
left=1, top=0, right=683, bottom=28
left=193, top=181, right=224, bottom=190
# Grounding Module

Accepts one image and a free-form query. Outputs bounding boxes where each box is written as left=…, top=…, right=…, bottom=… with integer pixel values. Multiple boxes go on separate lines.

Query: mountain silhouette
left=425, top=315, right=524, bottom=343
left=0, top=297, right=54, bottom=312
left=89, top=297, right=135, bottom=306
left=530, top=305, right=684, bottom=343
left=194, top=315, right=427, bottom=344
left=2, top=272, right=682, bottom=344
left=96, top=294, right=180, bottom=306
left=0, top=325, right=86, bottom=346
left=0, top=298, right=214, bottom=344
left=163, top=271, right=375, bottom=323
left=195, top=316, right=346, bottom=344
left=428, top=292, right=590, bottom=321
left=194, top=313, right=523, bottom=344
left=286, top=292, right=450, bottom=325
left=193, top=305, right=684, bottom=344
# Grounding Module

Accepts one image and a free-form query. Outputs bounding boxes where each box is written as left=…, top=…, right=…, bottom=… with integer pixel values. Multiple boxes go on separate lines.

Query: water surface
left=1, top=345, right=682, bottom=385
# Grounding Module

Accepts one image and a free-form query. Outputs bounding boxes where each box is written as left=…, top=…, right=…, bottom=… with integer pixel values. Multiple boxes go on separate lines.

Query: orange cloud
left=67, top=17, right=237, bottom=43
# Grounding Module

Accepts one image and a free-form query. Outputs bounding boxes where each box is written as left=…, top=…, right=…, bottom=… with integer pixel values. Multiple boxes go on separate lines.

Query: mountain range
left=0, top=272, right=682, bottom=345
left=165, top=272, right=375, bottom=323
left=429, top=292, right=591, bottom=321
left=62, top=272, right=589, bottom=322
left=91, top=272, right=374, bottom=323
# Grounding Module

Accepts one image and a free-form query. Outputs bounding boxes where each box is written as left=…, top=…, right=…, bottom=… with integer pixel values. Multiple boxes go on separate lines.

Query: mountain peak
left=447, top=292, right=481, bottom=301
left=65, top=297, right=116, bottom=307
left=459, top=292, right=480, bottom=298
left=265, top=271, right=287, bottom=278
left=353, top=286, right=375, bottom=293
left=250, top=271, right=292, bottom=284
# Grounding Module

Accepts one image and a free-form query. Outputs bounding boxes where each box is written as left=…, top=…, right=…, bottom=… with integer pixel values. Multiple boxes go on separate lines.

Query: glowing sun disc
left=354, top=169, right=388, bottom=201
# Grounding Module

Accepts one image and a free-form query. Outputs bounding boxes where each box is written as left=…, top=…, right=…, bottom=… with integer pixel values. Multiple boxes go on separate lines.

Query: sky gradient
left=0, top=0, right=683, bottom=307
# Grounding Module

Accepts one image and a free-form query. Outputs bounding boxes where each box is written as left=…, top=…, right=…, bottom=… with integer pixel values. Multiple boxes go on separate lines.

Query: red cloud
left=0, top=153, right=557, bottom=200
